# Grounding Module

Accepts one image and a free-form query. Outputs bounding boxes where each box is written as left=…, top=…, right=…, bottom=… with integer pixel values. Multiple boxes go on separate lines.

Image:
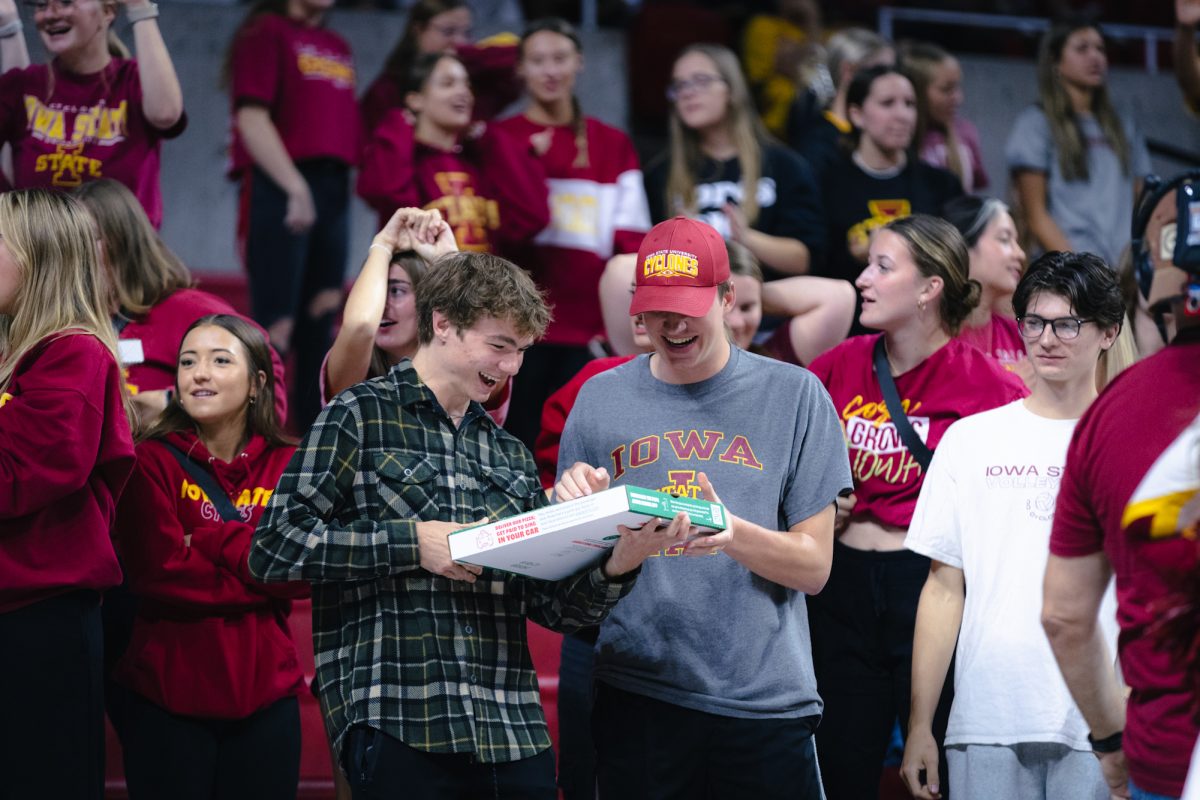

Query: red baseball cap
left=630, top=216, right=731, bottom=317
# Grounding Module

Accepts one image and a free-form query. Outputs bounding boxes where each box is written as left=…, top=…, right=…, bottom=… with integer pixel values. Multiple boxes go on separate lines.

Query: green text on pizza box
left=448, top=485, right=727, bottom=581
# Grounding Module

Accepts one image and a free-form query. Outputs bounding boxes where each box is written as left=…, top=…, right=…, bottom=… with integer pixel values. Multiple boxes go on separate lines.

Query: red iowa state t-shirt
left=808, top=334, right=1027, bottom=528
left=228, top=13, right=359, bottom=175
left=1050, top=327, right=1200, bottom=797
left=0, top=59, right=186, bottom=227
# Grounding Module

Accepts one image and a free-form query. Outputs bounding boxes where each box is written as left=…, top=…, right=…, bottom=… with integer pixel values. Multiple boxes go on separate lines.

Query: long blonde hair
left=665, top=44, right=768, bottom=224
left=1036, top=21, right=1131, bottom=182
left=0, top=190, right=124, bottom=397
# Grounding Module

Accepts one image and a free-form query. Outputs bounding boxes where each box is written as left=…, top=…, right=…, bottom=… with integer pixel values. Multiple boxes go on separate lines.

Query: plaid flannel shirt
left=250, top=361, right=635, bottom=762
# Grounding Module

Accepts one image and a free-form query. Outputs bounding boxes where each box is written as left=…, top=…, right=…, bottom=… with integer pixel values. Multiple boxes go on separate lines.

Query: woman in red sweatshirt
left=0, top=189, right=136, bottom=800
left=113, top=314, right=307, bottom=800
left=356, top=51, right=550, bottom=254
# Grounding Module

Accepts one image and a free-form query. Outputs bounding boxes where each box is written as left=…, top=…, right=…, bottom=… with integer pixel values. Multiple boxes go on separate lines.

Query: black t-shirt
left=644, top=141, right=826, bottom=279
left=818, top=152, right=964, bottom=285
left=788, top=109, right=846, bottom=187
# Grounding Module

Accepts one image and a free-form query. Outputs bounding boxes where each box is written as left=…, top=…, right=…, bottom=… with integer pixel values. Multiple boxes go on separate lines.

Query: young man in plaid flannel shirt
left=251, top=243, right=692, bottom=798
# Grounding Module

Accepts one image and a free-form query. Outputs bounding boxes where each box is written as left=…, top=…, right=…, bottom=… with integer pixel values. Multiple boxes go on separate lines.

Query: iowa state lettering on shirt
left=25, top=96, right=127, bottom=145
left=608, top=429, right=760, bottom=557
left=179, top=478, right=274, bottom=524
left=841, top=394, right=927, bottom=485
left=425, top=172, right=499, bottom=252
left=295, top=43, right=355, bottom=89
left=609, top=429, right=763, bottom=499
left=24, top=96, right=127, bottom=186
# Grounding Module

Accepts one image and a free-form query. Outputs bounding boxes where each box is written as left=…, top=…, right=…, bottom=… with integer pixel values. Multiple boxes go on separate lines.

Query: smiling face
left=726, top=274, right=762, bottom=350
left=642, top=288, right=733, bottom=384
left=850, top=72, right=917, bottom=156
left=519, top=30, right=582, bottom=108
left=35, top=0, right=113, bottom=61
left=856, top=229, right=941, bottom=333
left=417, top=7, right=472, bottom=53
left=1021, top=291, right=1116, bottom=386
left=177, top=324, right=265, bottom=435
left=435, top=313, right=533, bottom=405
left=969, top=210, right=1025, bottom=300
left=925, top=57, right=963, bottom=128
left=408, top=56, right=473, bottom=133
left=1056, top=27, right=1107, bottom=91
left=670, top=51, right=731, bottom=133
left=375, top=263, right=419, bottom=360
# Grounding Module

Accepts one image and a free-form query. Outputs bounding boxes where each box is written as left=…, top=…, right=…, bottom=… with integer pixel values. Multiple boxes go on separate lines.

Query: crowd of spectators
left=0, top=0, right=1198, bottom=799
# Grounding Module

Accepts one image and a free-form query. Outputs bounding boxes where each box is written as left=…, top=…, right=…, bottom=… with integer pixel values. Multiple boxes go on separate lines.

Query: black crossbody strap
left=162, top=443, right=243, bottom=523
left=872, top=337, right=933, bottom=472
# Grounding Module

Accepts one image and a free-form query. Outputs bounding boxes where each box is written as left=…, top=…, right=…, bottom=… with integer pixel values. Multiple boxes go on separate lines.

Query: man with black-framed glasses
left=902, top=251, right=1125, bottom=800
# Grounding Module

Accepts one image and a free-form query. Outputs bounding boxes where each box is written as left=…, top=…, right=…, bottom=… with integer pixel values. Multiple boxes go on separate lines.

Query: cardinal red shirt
left=1050, top=327, right=1200, bottom=797
left=808, top=334, right=1026, bottom=528
left=957, top=313, right=1026, bottom=372
left=228, top=13, right=359, bottom=175
left=114, top=430, right=307, bottom=719
left=0, top=59, right=186, bottom=227
left=497, top=114, right=650, bottom=345
left=0, top=332, right=134, bottom=612
left=357, top=113, right=549, bottom=255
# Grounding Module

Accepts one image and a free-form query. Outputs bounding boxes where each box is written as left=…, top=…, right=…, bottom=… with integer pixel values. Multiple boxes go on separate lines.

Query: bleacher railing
left=877, top=7, right=1178, bottom=74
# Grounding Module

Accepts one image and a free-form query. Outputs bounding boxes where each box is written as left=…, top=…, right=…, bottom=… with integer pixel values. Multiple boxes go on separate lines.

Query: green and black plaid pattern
left=250, top=361, right=634, bottom=762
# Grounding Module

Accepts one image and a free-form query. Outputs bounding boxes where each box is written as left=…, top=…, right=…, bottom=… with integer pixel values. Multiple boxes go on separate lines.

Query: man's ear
left=431, top=309, right=453, bottom=341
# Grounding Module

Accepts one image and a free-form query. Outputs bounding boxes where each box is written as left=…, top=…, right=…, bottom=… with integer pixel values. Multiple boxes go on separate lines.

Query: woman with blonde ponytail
left=0, top=0, right=184, bottom=226
left=807, top=213, right=1027, bottom=798
left=0, top=188, right=136, bottom=800
left=496, top=16, right=652, bottom=449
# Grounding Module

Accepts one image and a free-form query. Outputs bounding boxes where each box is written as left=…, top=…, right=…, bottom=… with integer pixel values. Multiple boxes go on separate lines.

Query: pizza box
left=448, top=484, right=728, bottom=581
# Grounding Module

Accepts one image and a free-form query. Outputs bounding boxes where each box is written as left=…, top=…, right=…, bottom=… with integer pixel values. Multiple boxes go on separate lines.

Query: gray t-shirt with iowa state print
left=557, top=346, right=852, bottom=719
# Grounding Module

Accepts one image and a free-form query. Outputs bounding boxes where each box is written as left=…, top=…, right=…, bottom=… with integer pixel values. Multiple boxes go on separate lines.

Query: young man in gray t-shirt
left=556, top=217, right=852, bottom=799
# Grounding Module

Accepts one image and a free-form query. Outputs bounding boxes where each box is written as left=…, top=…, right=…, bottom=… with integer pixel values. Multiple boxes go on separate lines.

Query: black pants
left=343, top=726, right=557, bottom=800
left=121, top=692, right=300, bottom=800
left=593, top=683, right=823, bottom=800
left=0, top=591, right=105, bottom=800
left=557, top=629, right=599, bottom=800
left=244, top=158, right=349, bottom=432
left=807, top=541, right=953, bottom=800
left=505, top=342, right=594, bottom=449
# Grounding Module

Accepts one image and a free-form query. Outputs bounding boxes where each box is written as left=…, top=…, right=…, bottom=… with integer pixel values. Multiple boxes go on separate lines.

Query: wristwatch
left=1088, top=729, right=1123, bottom=754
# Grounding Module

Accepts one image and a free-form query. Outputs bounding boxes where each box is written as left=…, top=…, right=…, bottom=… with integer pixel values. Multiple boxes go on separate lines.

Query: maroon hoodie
left=0, top=332, right=134, bottom=613
left=113, top=429, right=307, bottom=719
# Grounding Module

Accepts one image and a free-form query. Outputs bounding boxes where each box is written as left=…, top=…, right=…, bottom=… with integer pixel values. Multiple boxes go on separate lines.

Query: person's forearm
left=723, top=505, right=834, bottom=593
left=0, top=10, right=29, bottom=73
left=127, top=2, right=183, bottom=129
left=909, top=567, right=964, bottom=731
left=741, top=228, right=810, bottom=275
left=1176, top=23, right=1200, bottom=108
left=324, top=248, right=390, bottom=398
left=236, top=106, right=306, bottom=195
left=1044, top=618, right=1125, bottom=736
left=1028, top=212, right=1073, bottom=253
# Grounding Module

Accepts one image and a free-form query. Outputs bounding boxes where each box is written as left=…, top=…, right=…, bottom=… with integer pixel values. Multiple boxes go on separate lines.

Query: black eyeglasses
left=1016, top=315, right=1094, bottom=340
left=666, top=74, right=726, bottom=102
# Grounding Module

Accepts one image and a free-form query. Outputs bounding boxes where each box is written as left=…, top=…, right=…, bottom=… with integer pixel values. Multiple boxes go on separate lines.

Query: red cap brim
left=629, top=284, right=717, bottom=317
